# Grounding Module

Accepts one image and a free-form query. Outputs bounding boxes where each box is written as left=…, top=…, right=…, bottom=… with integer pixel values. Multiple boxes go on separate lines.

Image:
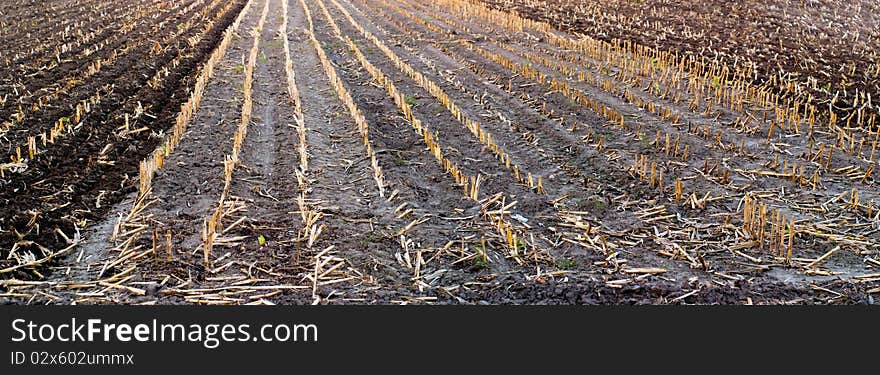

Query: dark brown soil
left=1, top=0, right=877, bottom=305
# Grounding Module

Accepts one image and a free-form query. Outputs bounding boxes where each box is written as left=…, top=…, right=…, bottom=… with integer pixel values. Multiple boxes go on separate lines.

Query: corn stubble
left=5, top=0, right=878, bottom=304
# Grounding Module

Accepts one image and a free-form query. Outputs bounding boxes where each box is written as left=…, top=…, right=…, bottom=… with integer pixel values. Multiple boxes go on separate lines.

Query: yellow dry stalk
left=27, top=137, right=36, bottom=159
left=301, top=208, right=325, bottom=246
left=742, top=194, right=756, bottom=235
left=152, top=229, right=159, bottom=261
left=470, top=174, right=482, bottom=200
left=306, top=222, right=325, bottom=249
left=755, top=203, right=767, bottom=249
left=279, top=0, right=307, bottom=173
left=861, top=166, right=874, bottom=183
left=674, top=178, right=683, bottom=201
left=824, top=145, right=834, bottom=169
left=138, top=158, right=155, bottom=198
left=664, top=134, right=671, bottom=155
left=786, top=218, right=795, bottom=260
left=849, top=188, right=860, bottom=209
left=160, top=229, right=171, bottom=262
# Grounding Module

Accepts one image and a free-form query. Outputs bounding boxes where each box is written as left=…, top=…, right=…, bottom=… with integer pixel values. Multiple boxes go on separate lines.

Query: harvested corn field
left=1, top=0, right=878, bottom=305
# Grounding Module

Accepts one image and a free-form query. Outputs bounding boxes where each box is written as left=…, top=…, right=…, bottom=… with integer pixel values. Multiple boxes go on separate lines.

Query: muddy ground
left=1, top=0, right=878, bottom=305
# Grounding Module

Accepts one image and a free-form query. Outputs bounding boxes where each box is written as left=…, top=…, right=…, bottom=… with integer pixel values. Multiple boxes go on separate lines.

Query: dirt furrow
left=68, top=0, right=259, bottom=304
